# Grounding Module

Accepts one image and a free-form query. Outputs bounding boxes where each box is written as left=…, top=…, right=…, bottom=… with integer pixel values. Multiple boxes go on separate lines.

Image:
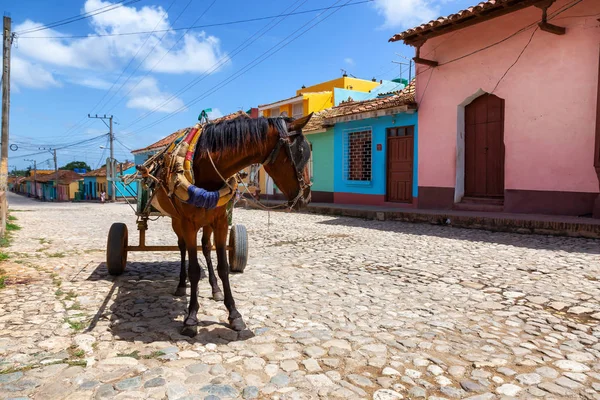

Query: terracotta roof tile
left=388, top=0, right=533, bottom=43
left=303, top=80, right=416, bottom=132
left=26, top=170, right=84, bottom=184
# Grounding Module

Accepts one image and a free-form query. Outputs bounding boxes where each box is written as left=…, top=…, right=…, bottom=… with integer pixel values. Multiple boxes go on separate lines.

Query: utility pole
left=53, top=149, right=58, bottom=200
left=88, top=114, right=115, bottom=201
left=39, top=147, right=58, bottom=201
left=395, top=53, right=413, bottom=82
left=1, top=16, right=12, bottom=233
left=24, top=158, right=37, bottom=198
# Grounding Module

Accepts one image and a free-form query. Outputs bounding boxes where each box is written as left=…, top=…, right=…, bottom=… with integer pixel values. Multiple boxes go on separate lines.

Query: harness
left=163, top=120, right=237, bottom=209
left=137, top=113, right=311, bottom=213
left=260, top=124, right=312, bottom=209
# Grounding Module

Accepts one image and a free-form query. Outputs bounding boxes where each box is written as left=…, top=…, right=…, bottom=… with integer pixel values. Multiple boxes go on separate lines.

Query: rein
left=206, top=127, right=311, bottom=212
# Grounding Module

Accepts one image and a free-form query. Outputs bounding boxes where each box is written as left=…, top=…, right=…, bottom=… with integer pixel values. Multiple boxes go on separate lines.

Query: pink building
left=390, top=0, right=600, bottom=217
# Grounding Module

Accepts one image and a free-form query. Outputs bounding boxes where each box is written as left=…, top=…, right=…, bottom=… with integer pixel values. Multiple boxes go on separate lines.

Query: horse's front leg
left=181, top=224, right=206, bottom=338
left=201, top=226, right=224, bottom=301
left=214, top=215, right=246, bottom=331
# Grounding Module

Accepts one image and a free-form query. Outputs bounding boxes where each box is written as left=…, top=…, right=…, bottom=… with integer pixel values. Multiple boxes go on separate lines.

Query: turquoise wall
left=113, top=165, right=138, bottom=198
left=307, top=129, right=334, bottom=193
left=333, top=112, right=418, bottom=197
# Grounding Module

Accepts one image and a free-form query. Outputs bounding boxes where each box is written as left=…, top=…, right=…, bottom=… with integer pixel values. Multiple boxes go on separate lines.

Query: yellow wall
left=304, top=92, right=333, bottom=115
left=68, top=182, right=80, bottom=200
left=296, top=77, right=379, bottom=96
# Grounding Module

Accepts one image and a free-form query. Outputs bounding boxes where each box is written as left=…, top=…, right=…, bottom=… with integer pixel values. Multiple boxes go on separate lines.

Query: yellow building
left=254, top=76, right=381, bottom=196
left=259, top=76, right=380, bottom=118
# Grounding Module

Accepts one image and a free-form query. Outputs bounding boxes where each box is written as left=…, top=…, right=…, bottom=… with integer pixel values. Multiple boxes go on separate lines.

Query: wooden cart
left=105, top=167, right=248, bottom=276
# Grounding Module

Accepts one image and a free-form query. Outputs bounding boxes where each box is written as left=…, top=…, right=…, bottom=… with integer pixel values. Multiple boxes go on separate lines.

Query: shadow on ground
left=84, top=261, right=254, bottom=345
left=316, top=216, right=600, bottom=254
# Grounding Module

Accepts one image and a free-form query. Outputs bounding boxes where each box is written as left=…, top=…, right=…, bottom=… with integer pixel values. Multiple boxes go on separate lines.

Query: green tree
left=62, top=161, right=92, bottom=171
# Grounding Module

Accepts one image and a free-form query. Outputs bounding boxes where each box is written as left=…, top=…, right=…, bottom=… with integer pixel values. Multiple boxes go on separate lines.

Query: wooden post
left=0, top=16, right=11, bottom=234
left=53, top=149, right=58, bottom=201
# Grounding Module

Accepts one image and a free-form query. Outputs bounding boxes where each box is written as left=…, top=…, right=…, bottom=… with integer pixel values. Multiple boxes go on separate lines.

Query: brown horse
left=150, top=114, right=312, bottom=337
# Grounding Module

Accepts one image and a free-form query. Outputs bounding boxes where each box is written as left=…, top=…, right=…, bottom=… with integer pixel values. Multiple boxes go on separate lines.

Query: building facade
left=303, top=83, right=418, bottom=205
left=390, top=0, right=600, bottom=217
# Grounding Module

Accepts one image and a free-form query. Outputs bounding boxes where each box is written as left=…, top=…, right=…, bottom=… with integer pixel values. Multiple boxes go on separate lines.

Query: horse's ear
left=287, top=112, right=313, bottom=132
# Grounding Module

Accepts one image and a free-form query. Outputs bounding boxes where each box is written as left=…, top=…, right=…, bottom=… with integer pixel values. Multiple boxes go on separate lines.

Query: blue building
left=304, top=81, right=418, bottom=206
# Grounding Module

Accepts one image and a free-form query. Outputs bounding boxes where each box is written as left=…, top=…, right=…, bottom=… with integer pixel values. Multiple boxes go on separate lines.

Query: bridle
left=262, top=126, right=312, bottom=210
left=207, top=123, right=311, bottom=212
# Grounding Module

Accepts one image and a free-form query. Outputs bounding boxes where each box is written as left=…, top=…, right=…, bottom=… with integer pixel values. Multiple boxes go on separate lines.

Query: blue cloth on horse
left=186, top=185, right=219, bottom=209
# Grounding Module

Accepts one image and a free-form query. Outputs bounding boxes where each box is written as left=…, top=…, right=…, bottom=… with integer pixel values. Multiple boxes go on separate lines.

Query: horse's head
left=263, top=113, right=313, bottom=210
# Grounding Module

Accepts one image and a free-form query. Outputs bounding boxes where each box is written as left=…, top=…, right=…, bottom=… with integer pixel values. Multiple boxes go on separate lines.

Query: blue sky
left=6, top=0, right=473, bottom=170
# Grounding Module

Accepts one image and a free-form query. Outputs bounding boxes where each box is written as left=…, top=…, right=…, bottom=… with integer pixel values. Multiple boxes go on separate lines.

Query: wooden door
left=464, top=94, right=505, bottom=198
left=387, top=126, right=414, bottom=203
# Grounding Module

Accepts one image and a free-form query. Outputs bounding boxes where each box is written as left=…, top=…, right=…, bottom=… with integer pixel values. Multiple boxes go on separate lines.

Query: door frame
left=455, top=90, right=506, bottom=203
left=385, top=125, right=415, bottom=203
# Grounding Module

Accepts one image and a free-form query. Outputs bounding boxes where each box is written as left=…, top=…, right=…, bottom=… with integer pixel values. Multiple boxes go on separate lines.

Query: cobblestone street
left=1, top=192, right=600, bottom=399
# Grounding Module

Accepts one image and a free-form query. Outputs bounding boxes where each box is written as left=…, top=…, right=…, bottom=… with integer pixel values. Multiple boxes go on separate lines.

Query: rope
left=207, top=152, right=290, bottom=211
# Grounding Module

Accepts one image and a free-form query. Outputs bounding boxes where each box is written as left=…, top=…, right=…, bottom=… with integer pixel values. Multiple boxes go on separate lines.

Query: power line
left=104, top=0, right=214, bottom=113
left=126, top=0, right=353, bottom=136
left=90, top=0, right=179, bottom=114
left=17, top=133, right=109, bottom=158
left=17, top=1, right=375, bottom=39
left=15, top=0, right=143, bottom=35
left=119, top=0, right=311, bottom=131
left=491, top=27, right=538, bottom=94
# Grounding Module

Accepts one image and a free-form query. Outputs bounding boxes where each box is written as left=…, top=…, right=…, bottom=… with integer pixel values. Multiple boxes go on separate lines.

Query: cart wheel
left=229, top=224, right=248, bottom=273
left=107, top=223, right=128, bottom=276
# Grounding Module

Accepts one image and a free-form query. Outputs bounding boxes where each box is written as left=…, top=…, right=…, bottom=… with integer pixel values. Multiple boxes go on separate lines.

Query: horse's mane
left=194, top=115, right=291, bottom=158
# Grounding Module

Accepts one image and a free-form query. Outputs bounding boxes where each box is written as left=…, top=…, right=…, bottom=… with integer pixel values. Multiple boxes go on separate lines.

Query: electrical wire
left=413, top=0, right=584, bottom=104
left=104, top=0, right=216, bottom=113
left=491, top=27, right=538, bottom=94
left=89, top=0, right=178, bottom=115
left=17, top=133, right=110, bottom=158
left=122, top=0, right=351, bottom=135
left=17, top=1, right=375, bottom=39
left=15, top=0, right=144, bottom=35
left=119, top=0, right=311, bottom=131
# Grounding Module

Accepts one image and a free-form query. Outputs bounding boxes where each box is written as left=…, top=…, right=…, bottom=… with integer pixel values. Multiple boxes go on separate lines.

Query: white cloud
left=67, top=77, right=113, bottom=90
left=207, top=108, right=223, bottom=120
left=13, top=0, right=228, bottom=90
left=344, top=57, right=354, bottom=66
left=374, top=0, right=440, bottom=28
left=125, top=76, right=185, bottom=113
left=11, top=56, right=60, bottom=89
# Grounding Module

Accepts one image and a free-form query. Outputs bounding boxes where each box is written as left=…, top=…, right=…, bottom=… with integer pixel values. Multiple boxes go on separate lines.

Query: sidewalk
left=246, top=200, right=600, bottom=239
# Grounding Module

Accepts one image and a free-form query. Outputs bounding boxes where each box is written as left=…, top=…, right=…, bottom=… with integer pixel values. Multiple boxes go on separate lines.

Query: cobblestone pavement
left=1, top=192, right=600, bottom=400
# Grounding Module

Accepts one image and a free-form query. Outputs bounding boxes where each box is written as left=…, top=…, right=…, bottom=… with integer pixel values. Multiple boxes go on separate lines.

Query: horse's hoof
left=212, top=291, right=224, bottom=302
left=180, top=325, right=198, bottom=338
left=229, top=317, right=246, bottom=331
left=173, top=286, right=186, bottom=297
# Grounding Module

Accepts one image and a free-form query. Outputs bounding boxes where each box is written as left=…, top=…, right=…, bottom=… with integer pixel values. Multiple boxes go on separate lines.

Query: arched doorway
left=464, top=93, right=505, bottom=199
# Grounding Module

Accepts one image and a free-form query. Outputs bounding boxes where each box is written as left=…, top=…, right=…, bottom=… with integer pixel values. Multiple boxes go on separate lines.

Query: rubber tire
left=107, top=223, right=128, bottom=276
left=229, top=224, right=248, bottom=273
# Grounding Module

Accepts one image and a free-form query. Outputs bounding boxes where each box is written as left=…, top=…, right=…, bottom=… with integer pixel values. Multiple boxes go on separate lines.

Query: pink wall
left=416, top=0, right=600, bottom=193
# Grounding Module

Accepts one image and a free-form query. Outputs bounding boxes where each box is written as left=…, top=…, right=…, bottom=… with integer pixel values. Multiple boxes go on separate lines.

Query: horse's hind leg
left=201, top=226, right=224, bottom=301
left=214, top=213, right=246, bottom=331
left=172, top=219, right=187, bottom=297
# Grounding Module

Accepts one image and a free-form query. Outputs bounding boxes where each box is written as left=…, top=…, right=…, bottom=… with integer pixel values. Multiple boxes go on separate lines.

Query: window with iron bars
left=343, top=129, right=372, bottom=182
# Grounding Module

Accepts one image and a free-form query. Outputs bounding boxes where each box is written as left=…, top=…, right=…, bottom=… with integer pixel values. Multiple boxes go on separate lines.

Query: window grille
left=343, top=129, right=372, bottom=182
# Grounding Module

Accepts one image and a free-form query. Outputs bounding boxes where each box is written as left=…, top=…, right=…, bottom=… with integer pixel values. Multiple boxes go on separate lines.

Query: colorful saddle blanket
left=164, top=122, right=237, bottom=209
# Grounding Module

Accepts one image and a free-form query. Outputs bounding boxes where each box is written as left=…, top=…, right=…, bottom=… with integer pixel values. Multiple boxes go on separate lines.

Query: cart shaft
left=127, top=245, right=232, bottom=252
